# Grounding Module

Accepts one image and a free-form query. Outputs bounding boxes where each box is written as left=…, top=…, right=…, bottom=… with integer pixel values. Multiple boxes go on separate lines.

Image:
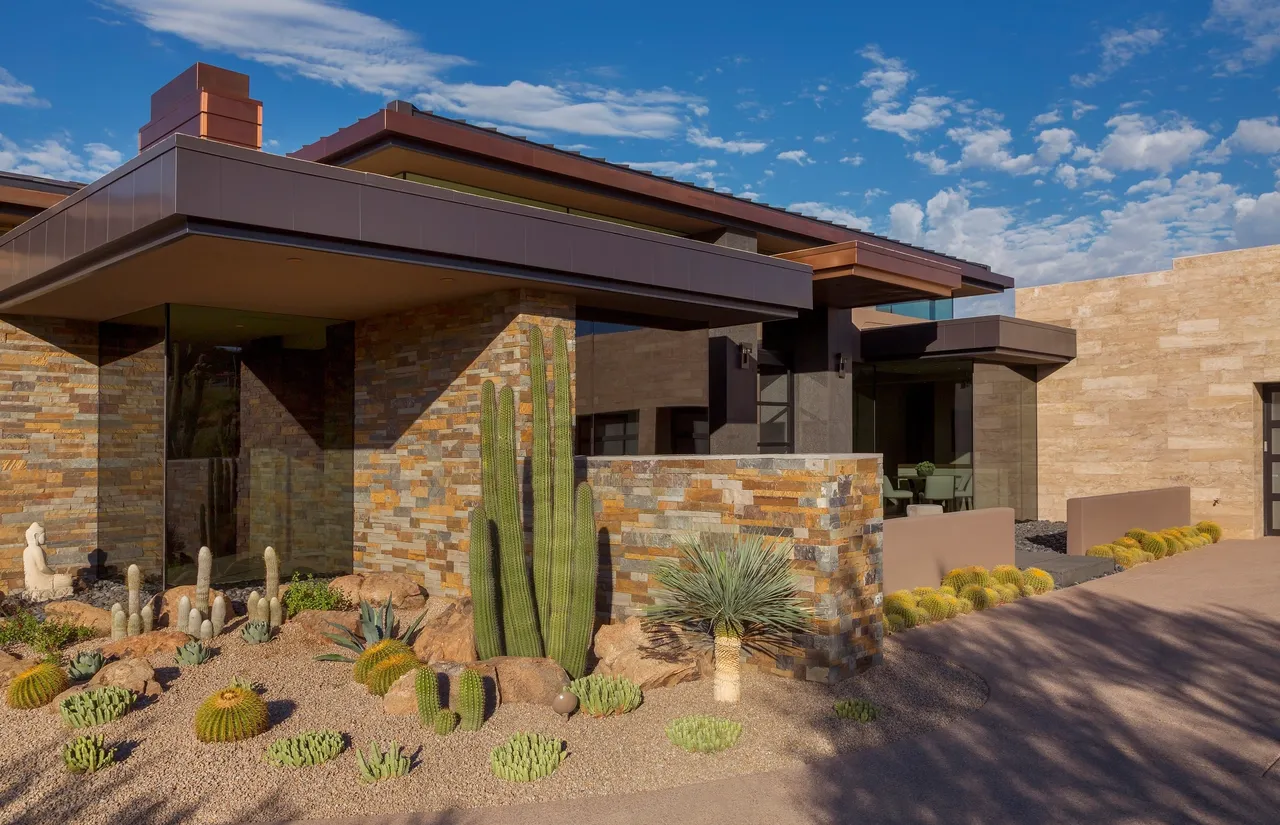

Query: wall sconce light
left=739, top=343, right=753, bottom=369
left=836, top=353, right=847, bottom=378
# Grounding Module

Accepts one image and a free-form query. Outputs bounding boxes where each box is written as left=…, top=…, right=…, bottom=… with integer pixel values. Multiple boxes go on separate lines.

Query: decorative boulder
left=411, top=597, right=476, bottom=663
left=359, top=573, right=427, bottom=609
left=0, top=650, right=28, bottom=686
left=43, top=601, right=113, bottom=636
left=151, top=585, right=229, bottom=628
left=327, top=575, right=365, bottom=605
left=45, top=685, right=86, bottom=715
left=287, top=610, right=360, bottom=647
left=592, top=616, right=713, bottom=690
left=489, top=657, right=568, bottom=706
left=382, top=661, right=499, bottom=716
left=100, top=630, right=189, bottom=659
left=89, top=657, right=161, bottom=697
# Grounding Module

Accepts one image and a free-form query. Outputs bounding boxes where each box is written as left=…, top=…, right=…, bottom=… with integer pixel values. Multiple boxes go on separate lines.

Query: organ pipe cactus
left=433, top=709, right=459, bottom=736
left=530, top=326, right=554, bottom=634
left=414, top=668, right=441, bottom=727
left=563, top=480, right=599, bottom=680
left=195, top=546, right=212, bottom=618
left=495, top=386, right=542, bottom=657
left=469, top=506, right=501, bottom=660
left=458, top=668, right=486, bottom=732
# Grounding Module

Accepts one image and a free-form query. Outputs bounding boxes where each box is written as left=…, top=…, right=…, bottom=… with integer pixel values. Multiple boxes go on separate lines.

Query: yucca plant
left=648, top=533, right=811, bottom=703
left=315, top=598, right=427, bottom=663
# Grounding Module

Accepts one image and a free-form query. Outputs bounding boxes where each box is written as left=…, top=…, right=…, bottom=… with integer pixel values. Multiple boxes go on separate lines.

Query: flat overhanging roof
left=859, top=315, right=1077, bottom=366
left=0, top=136, right=812, bottom=325
left=775, top=240, right=968, bottom=308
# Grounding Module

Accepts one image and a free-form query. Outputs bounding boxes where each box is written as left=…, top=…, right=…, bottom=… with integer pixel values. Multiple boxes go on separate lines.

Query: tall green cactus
left=469, top=506, right=501, bottom=660
left=563, top=481, right=598, bottom=679
left=530, top=326, right=554, bottom=633
left=496, top=386, right=542, bottom=657
left=458, top=669, right=486, bottom=732
left=545, top=327, right=575, bottom=665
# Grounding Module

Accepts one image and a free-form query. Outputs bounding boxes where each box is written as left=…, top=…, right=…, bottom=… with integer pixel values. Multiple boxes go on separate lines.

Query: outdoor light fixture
left=836, top=353, right=847, bottom=378
left=285, top=257, right=303, bottom=264
left=739, top=342, right=753, bottom=369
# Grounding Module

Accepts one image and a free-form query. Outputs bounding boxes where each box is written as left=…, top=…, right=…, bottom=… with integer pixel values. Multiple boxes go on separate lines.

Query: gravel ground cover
left=1015, top=520, right=1067, bottom=554
left=0, top=623, right=985, bottom=825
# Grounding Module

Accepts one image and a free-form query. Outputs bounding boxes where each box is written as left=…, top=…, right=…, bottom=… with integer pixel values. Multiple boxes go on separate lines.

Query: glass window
left=757, top=363, right=793, bottom=452
left=666, top=407, right=710, bottom=455
left=875, top=299, right=954, bottom=321
left=581, top=411, right=639, bottom=455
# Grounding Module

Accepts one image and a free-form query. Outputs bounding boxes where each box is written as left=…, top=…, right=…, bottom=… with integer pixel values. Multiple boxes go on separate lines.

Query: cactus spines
left=111, top=607, right=126, bottom=641
left=530, top=326, right=554, bottom=633
left=433, top=708, right=459, bottom=736
left=256, top=596, right=270, bottom=624
left=126, top=612, right=141, bottom=637
left=414, top=668, right=441, bottom=727
left=126, top=564, right=141, bottom=619
left=458, top=669, right=485, bottom=732
left=199, top=619, right=213, bottom=641
left=188, top=607, right=203, bottom=637
left=469, top=507, right=501, bottom=660
left=177, top=595, right=192, bottom=634
left=490, top=732, right=566, bottom=781
left=495, top=385, right=542, bottom=658
left=194, top=684, right=270, bottom=742
left=264, top=545, right=280, bottom=604
left=211, top=596, right=226, bottom=636
left=246, top=591, right=261, bottom=623
left=196, top=546, right=212, bottom=617
left=268, top=597, right=282, bottom=630
left=140, top=603, right=153, bottom=634
left=7, top=662, right=70, bottom=709
left=366, top=653, right=418, bottom=697
left=563, top=481, right=598, bottom=679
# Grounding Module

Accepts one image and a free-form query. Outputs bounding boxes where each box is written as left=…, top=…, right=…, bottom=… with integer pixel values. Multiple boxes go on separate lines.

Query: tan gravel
left=0, top=625, right=986, bottom=825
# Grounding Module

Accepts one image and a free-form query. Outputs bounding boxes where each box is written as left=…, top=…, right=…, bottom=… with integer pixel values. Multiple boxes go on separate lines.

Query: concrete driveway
left=294, top=538, right=1280, bottom=825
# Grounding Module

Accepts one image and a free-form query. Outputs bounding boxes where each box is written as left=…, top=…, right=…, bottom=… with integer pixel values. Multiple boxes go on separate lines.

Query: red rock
left=592, top=616, right=713, bottom=690
left=43, top=601, right=112, bottom=636
left=412, top=598, right=476, bottom=664
left=99, top=630, right=190, bottom=659
left=328, top=575, right=364, bottom=606
left=360, top=573, right=427, bottom=609
left=90, top=658, right=161, bottom=696
left=490, top=656, right=567, bottom=705
left=0, top=651, right=29, bottom=686
left=287, top=610, right=360, bottom=648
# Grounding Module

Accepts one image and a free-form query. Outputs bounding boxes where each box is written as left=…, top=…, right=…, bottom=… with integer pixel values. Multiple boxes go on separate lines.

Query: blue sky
left=2, top=0, right=1279, bottom=314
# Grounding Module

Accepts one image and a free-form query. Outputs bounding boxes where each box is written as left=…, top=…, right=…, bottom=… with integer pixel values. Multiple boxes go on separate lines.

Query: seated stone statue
left=22, top=522, right=73, bottom=600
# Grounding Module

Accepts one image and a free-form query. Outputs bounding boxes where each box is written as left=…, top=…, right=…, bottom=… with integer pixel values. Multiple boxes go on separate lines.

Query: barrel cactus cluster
left=884, top=564, right=1057, bottom=635
left=471, top=326, right=598, bottom=679
left=1088, top=521, right=1222, bottom=569
left=490, top=732, right=566, bottom=782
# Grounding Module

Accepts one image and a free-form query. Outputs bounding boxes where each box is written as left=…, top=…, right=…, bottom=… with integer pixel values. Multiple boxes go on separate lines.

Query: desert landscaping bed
left=0, top=619, right=984, bottom=825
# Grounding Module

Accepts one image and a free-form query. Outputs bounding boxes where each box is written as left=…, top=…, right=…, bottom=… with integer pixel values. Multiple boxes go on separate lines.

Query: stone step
left=1016, top=549, right=1115, bottom=587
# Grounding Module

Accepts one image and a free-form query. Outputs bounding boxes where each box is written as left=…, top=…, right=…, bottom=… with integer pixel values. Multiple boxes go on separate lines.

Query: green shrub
left=63, top=733, right=115, bottom=774
left=66, top=650, right=105, bottom=682
left=833, top=698, right=879, bottom=722
left=356, top=741, right=411, bottom=783
left=0, top=611, right=97, bottom=653
left=281, top=572, right=347, bottom=618
left=990, top=565, right=1026, bottom=589
left=265, top=730, right=346, bottom=767
left=490, top=733, right=566, bottom=781
left=59, top=686, right=135, bottom=728
left=568, top=674, right=643, bottom=717
left=666, top=715, right=742, bottom=754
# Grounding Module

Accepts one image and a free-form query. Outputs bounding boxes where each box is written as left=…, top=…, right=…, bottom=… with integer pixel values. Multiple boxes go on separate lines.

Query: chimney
left=139, top=63, right=262, bottom=153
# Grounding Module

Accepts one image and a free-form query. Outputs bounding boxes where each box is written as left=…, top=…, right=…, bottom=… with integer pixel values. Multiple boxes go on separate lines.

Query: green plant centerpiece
left=647, top=533, right=811, bottom=703
left=915, top=460, right=936, bottom=478
left=469, top=326, right=599, bottom=678
left=175, top=639, right=214, bottom=667
left=281, top=572, right=347, bottom=617
left=66, top=650, right=106, bottom=682
left=240, top=620, right=273, bottom=645
left=666, top=715, right=742, bottom=753
left=567, top=674, right=643, bottom=717
left=490, top=732, right=566, bottom=782
left=315, top=598, right=425, bottom=664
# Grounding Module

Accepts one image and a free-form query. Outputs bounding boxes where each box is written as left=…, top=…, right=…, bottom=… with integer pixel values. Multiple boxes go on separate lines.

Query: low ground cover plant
left=266, top=730, right=346, bottom=767
left=834, top=698, right=879, bottom=722
left=60, top=686, right=135, bottom=728
left=568, top=674, right=643, bottom=717
left=356, top=741, right=411, bottom=783
left=281, top=572, right=347, bottom=617
left=63, top=733, right=116, bottom=774
left=490, top=733, right=565, bottom=781
left=666, top=715, right=742, bottom=754
left=0, top=611, right=97, bottom=653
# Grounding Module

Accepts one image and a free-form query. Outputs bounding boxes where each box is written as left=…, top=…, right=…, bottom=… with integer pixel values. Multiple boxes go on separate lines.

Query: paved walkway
left=296, top=538, right=1280, bottom=825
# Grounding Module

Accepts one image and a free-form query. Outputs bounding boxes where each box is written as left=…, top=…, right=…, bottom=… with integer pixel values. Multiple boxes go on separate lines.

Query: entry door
left=1265, top=385, right=1280, bottom=535
left=757, top=350, right=794, bottom=453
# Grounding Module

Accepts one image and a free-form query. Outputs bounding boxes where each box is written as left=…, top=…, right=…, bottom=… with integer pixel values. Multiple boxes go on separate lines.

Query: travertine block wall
left=586, top=454, right=884, bottom=682
left=1017, top=244, right=1280, bottom=538
left=0, top=316, right=99, bottom=590
left=353, top=289, right=574, bottom=595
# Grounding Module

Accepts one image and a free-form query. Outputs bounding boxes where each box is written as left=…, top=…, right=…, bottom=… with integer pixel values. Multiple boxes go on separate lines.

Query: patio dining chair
left=953, top=469, right=973, bottom=511
left=881, top=475, right=914, bottom=514
left=922, top=473, right=956, bottom=511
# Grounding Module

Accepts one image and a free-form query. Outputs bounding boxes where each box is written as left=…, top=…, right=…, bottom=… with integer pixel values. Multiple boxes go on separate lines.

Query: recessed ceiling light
left=442, top=277, right=455, bottom=283
left=285, top=256, right=303, bottom=263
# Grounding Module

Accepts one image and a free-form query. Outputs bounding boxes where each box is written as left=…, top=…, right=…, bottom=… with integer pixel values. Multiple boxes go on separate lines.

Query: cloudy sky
left=2, top=0, right=1279, bottom=314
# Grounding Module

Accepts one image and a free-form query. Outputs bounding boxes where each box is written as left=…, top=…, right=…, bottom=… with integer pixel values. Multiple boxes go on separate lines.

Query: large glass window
left=875, top=299, right=954, bottom=321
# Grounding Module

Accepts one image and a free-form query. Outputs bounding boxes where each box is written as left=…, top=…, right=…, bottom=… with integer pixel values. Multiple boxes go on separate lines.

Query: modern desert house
left=0, top=63, right=1078, bottom=600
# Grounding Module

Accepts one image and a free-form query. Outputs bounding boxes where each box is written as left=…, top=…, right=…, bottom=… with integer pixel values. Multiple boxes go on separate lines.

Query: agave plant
left=647, top=533, right=811, bottom=703
left=315, top=599, right=427, bottom=663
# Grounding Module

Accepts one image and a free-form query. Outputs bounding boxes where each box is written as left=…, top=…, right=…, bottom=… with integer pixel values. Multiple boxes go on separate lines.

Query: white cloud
left=1234, top=191, right=1280, bottom=246
left=1071, top=27, right=1164, bottom=87
left=840, top=154, right=865, bottom=166
left=1054, top=163, right=1116, bottom=189
left=0, top=135, right=123, bottom=181
left=857, top=46, right=951, bottom=139
left=1032, top=109, right=1062, bottom=125
left=623, top=159, right=717, bottom=189
left=889, top=200, right=925, bottom=243
left=737, top=190, right=760, bottom=201
left=788, top=201, right=870, bottom=230
left=690, top=104, right=709, bottom=117
left=777, top=149, right=813, bottom=165
left=1071, top=100, right=1099, bottom=119
left=686, top=127, right=767, bottom=154
left=857, top=46, right=911, bottom=104
left=864, top=187, right=888, bottom=200
left=1094, top=114, right=1212, bottom=173
left=1211, top=116, right=1280, bottom=159
left=1207, top=0, right=1280, bottom=73
left=110, top=0, right=698, bottom=139
left=0, top=67, right=47, bottom=107
left=1035, top=127, right=1077, bottom=162
left=1125, top=177, right=1172, bottom=195
left=913, top=126, right=1049, bottom=176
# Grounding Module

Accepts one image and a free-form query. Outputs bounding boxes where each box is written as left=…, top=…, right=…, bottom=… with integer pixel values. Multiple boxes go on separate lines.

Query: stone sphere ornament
left=552, top=688, right=578, bottom=720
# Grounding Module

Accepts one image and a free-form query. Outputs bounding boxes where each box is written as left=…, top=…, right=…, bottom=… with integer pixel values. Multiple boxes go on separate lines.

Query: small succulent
left=366, top=653, right=419, bottom=697
left=240, top=620, right=273, bottom=645
left=355, top=741, right=411, bottom=783
left=490, top=733, right=566, bottom=782
left=567, top=674, right=643, bottom=718
left=316, top=599, right=427, bottom=662
left=194, top=684, right=271, bottom=742
left=666, top=715, right=742, bottom=754
left=458, top=668, right=487, bottom=731
left=66, top=650, right=106, bottom=682
left=229, top=675, right=259, bottom=692
left=834, top=698, right=880, bottom=723
left=265, top=730, right=346, bottom=767
left=433, top=708, right=459, bottom=736
left=60, top=686, right=135, bottom=728
left=6, top=662, right=70, bottom=709
left=175, top=640, right=214, bottom=667
left=63, top=733, right=116, bottom=774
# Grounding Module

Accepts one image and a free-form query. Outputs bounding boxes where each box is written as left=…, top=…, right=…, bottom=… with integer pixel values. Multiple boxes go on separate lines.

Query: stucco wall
left=1016, top=244, right=1280, bottom=538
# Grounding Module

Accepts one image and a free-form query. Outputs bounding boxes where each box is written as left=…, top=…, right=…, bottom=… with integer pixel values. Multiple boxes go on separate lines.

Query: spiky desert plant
left=267, top=597, right=281, bottom=630
left=1023, top=568, right=1055, bottom=595
left=568, top=674, right=644, bottom=718
left=111, top=605, right=125, bottom=641
left=883, top=590, right=917, bottom=613
left=1196, top=520, right=1223, bottom=543
left=176, top=594, right=192, bottom=634
left=353, top=638, right=413, bottom=684
left=240, top=620, right=272, bottom=645
left=246, top=591, right=261, bottom=624
left=955, top=597, right=975, bottom=615
left=993, top=583, right=1021, bottom=603
left=991, top=565, right=1026, bottom=589
left=1086, top=544, right=1117, bottom=558
left=127, top=612, right=141, bottom=637
left=1138, top=533, right=1168, bottom=559
left=494, top=385, right=543, bottom=658
left=1124, top=528, right=1152, bottom=542
left=126, top=564, right=142, bottom=632
left=264, top=545, right=280, bottom=606
left=66, top=650, right=105, bottom=682
left=884, top=602, right=926, bottom=629
left=59, top=686, right=135, bottom=729
left=916, top=593, right=956, bottom=622
left=648, top=533, right=811, bottom=703
left=199, top=619, right=214, bottom=641
left=6, top=662, right=70, bottom=709
left=941, top=566, right=991, bottom=591
left=910, top=586, right=936, bottom=599
left=530, top=326, right=554, bottom=635
left=1113, top=536, right=1141, bottom=551
left=562, top=480, right=598, bottom=680
left=366, top=653, right=418, bottom=697
left=544, top=329, right=575, bottom=669
left=490, top=732, right=566, bottom=782
left=666, top=715, right=742, bottom=754
left=356, top=741, right=411, bottom=783
left=265, top=730, right=345, bottom=768
left=211, top=596, right=227, bottom=636
left=433, top=708, right=459, bottom=736
left=884, top=613, right=905, bottom=634
left=457, top=668, right=486, bottom=731
left=194, top=684, right=270, bottom=742
left=414, top=667, right=442, bottom=727
left=1160, top=532, right=1185, bottom=555
left=195, top=546, right=212, bottom=618
left=316, top=599, right=426, bottom=663
left=469, top=506, right=502, bottom=660
left=1113, top=547, right=1146, bottom=569
left=63, top=733, right=115, bottom=774
left=176, top=639, right=214, bottom=667
left=833, top=698, right=879, bottom=722
left=959, top=584, right=997, bottom=611
left=140, top=604, right=153, bottom=634
left=938, top=585, right=957, bottom=597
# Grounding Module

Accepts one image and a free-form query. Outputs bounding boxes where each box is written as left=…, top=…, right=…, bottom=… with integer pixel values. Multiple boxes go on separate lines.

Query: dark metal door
left=757, top=349, right=793, bottom=453
left=1265, top=385, right=1280, bottom=535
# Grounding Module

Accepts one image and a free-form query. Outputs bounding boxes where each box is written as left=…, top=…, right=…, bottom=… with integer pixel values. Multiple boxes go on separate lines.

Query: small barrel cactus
left=7, top=662, right=70, bottom=709
left=458, top=669, right=487, bottom=731
left=666, top=715, right=742, bottom=754
left=240, top=620, right=273, bottom=644
left=63, top=733, right=115, bottom=774
left=433, top=708, right=459, bottom=736
left=567, top=674, right=643, bottom=718
left=60, top=686, right=136, bottom=729
left=175, top=640, right=214, bottom=667
left=194, top=684, right=271, bottom=742
left=353, top=639, right=412, bottom=684
left=916, top=593, right=956, bottom=622
left=834, top=698, right=880, bottom=722
left=955, top=596, right=975, bottom=614
left=415, top=668, right=441, bottom=726
left=883, top=590, right=917, bottom=613
left=67, top=650, right=106, bottom=682
left=356, top=741, right=411, bottom=783
left=366, top=653, right=418, bottom=697
left=941, top=566, right=992, bottom=591
left=884, top=613, right=905, bottom=634
left=490, top=732, right=566, bottom=781
left=265, top=730, right=346, bottom=767
left=1023, top=568, right=1055, bottom=595
left=959, top=584, right=997, bottom=611
left=991, top=565, right=1026, bottom=589
left=1195, top=520, right=1223, bottom=543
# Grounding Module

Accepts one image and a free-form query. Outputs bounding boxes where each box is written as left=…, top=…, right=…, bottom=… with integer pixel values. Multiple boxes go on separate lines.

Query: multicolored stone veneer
left=586, top=454, right=884, bottom=682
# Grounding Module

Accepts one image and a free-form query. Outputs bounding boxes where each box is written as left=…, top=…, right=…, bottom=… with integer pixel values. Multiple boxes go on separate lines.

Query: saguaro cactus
left=495, top=386, right=542, bottom=657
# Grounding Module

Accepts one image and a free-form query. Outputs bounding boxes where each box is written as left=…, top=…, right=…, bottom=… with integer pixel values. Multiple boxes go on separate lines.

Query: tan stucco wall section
left=1016, top=244, right=1280, bottom=539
